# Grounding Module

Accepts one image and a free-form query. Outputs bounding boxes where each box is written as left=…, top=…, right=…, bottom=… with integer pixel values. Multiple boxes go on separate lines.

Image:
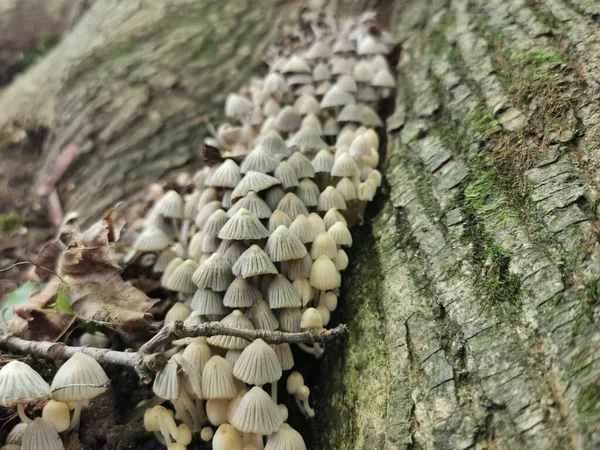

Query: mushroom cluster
left=0, top=353, right=109, bottom=449
left=132, top=4, right=394, bottom=447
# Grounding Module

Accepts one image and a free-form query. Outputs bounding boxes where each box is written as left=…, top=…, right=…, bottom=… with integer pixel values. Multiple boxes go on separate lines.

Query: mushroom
left=42, top=400, right=70, bottom=432
left=22, top=418, right=63, bottom=450
left=0, top=361, right=52, bottom=424
left=213, top=423, right=243, bottom=450
left=6, top=422, right=27, bottom=445
left=286, top=372, right=314, bottom=418
left=233, top=339, right=282, bottom=402
left=265, top=423, right=307, bottom=450
left=231, top=386, right=283, bottom=437
left=50, top=352, right=109, bottom=431
left=144, top=405, right=179, bottom=446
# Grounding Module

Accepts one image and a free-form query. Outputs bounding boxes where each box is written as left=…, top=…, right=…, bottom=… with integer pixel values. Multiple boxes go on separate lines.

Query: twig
left=0, top=322, right=348, bottom=383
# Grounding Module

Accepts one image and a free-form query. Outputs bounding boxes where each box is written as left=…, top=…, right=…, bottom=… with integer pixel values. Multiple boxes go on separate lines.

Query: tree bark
left=316, top=0, right=600, bottom=449
left=2, top=0, right=599, bottom=449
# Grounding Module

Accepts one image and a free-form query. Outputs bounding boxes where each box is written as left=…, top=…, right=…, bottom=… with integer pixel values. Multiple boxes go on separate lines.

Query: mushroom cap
left=231, top=386, right=283, bottom=435
left=320, top=85, right=356, bottom=108
left=336, top=74, right=358, bottom=93
left=276, top=193, right=309, bottom=221
left=153, top=359, right=180, bottom=400
left=219, top=208, right=269, bottom=241
left=289, top=215, right=317, bottom=243
left=357, top=35, right=388, bottom=55
left=161, top=257, right=184, bottom=287
left=276, top=106, right=302, bottom=132
left=207, top=398, right=229, bottom=426
left=268, top=210, right=293, bottom=233
left=288, top=128, right=328, bottom=151
left=277, top=307, right=302, bottom=332
left=264, top=72, right=288, bottom=93
left=310, top=256, right=341, bottom=290
left=190, top=289, right=228, bottom=315
left=195, top=201, right=222, bottom=229
left=182, top=338, right=213, bottom=372
left=51, top=353, right=109, bottom=402
left=294, top=95, right=321, bottom=116
left=246, top=299, right=279, bottom=331
left=312, top=62, right=331, bottom=82
left=22, top=418, right=62, bottom=450
left=372, top=69, right=396, bottom=88
left=225, top=349, right=243, bottom=368
left=272, top=343, right=295, bottom=371
left=222, top=241, right=248, bottom=266
left=307, top=213, right=326, bottom=234
left=301, top=307, right=324, bottom=330
left=287, top=152, right=315, bottom=180
left=265, top=185, right=286, bottom=211
left=318, top=186, right=347, bottom=211
left=268, top=275, right=302, bottom=309
left=232, top=245, right=278, bottom=278
left=153, top=190, right=184, bottom=219
left=210, top=160, right=242, bottom=188
left=202, top=235, right=221, bottom=253
left=310, top=231, right=338, bottom=260
left=274, top=162, right=300, bottom=190
left=0, top=361, right=51, bottom=406
left=207, top=310, right=255, bottom=350
left=333, top=248, right=349, bottom=271
left=225, top=93, right=253, bottom=118
left=231, top=171, right=281, bottom=200
left=6, top=422, right=27, bottom=445
left=323, top=208, right=347, bottom=229
left=265, top=423, right=307, bottom=450
left=296, top=178, right=320, bottom=208
left=311, top=149, right=335, bottom=173
left=301, top=113, right=323, bottom=134
left=224, top=276, right=262, bottom=308
left=331, top=153, right=360, bottom=178
left=292, top=277, right=312, bottom=307
left=265, top=226, right=308, bottom=262
left=164, top=302, right=192, bottom=324
left=192, top=253, right=234, bottom=291
left=256, top=130, right=289, bottom=156
left=306, top=40, right=332, bottom=59
left=202, top=356, right=238, bottom=400
left=165, top=259, right=198, bottom=293
left=359, top=104, right=384, bottom=127
left=133, top=226, right=172, bottom=252
left=240, top=148, right=280, bottom=174
left=328, top=222, right=353, bottom=247
left=336, top=177, right=357, bottom=201
left=228, top=191, right=272, bottom=219
left=285, top=253, right=313, bottom=281
left=213, top=423, right=243, bottom=450
left=233, top=339, right=282, bottom=385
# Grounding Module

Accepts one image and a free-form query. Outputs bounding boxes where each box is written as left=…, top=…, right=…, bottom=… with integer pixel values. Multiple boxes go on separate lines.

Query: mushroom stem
left=153, top=431, right=166, bottom=445
left=67, top=402, right=82, bottom=432
left=294, top=394, right=315, bottom=418
left=158, top=416, right=173, bottom=446
left=179, top=390, right=202, bottom=431
left=297, top=342, right=324, bottom=357
left=17, top=403, right=32, bottom=424
left=271, top=381, right=278, bottom=404
left=179, top=219, right=191, bottom=250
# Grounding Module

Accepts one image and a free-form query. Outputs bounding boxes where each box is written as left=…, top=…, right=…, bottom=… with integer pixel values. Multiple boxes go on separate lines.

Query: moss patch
left=0, top=213, right=24, bottom=231
left=576, top=384, right=600, bottom=422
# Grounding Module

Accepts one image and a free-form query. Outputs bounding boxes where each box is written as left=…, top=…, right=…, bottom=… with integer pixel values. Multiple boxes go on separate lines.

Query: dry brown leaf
left=9, top=308, right=75, bottom=342
left=34, top=241, right=62, bottom=280
left=57, top=207, right=157, bottom=334
left=13, top=278, right=60, bottom=319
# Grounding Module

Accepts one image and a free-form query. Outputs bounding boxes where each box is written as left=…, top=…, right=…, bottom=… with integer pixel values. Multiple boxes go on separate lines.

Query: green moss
left=0, top=213, right=23, bottom=231
left=192, top=38, right=217, bottom=60
left=21, top=34, right=61, bottom=67
left=576, top=384, right=600, bottom=422
left=563, top=347, right=593, bottom=380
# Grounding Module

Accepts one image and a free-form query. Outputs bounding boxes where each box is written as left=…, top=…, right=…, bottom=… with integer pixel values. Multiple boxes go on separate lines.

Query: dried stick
left=0, top=322, right=348, bottom=383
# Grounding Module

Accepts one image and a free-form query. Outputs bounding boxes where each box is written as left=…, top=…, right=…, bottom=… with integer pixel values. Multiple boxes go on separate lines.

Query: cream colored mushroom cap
left=0, top=361, right=51, bottom=406
left=51, top=353, right=109, bottom=402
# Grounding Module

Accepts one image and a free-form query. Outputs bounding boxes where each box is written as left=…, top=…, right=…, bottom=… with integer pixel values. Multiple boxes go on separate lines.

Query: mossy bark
left=316, top=0, right=600, bottom=449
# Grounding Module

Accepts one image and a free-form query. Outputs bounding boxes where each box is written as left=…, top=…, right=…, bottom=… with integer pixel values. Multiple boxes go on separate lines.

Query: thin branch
left=0, top=321, right=348, bottom=383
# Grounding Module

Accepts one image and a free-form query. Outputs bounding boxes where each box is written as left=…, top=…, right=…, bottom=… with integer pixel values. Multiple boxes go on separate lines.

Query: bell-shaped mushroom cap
left=154, top=245, right=181, bottom=273
left=296, top=178, right=320, bottom=207
left=22, top=418, right=62, bottom=450
left=336, top=128, right=355, bottom=147
left=161, top=257, right=183, bottom=286
left=289, top=215, right=317, bottom=243
left=372, top=69, right=396, bottom=88
left=225, top=93, right=253, bottom=118
left=225, top=350, right=243, bottom=368
left=333, top=248, right=349, bottom=271
left=165, top=259, right=198, bottom=293
left=264, top=97, right=282, bottom=118
left=277, top=193, right=309, bottom=220
left=268, top=211, right=291, bottom=234
left=357, top=34, right=388, bottom=55
left=265, top=423, right=307, bottom=450
left=224, top=276, right=261, bottom=308
left=256, top=130, right=289, bottom=156
left=240, top=148, right=279, bottom=174
left=337, top=103, right=363, bottom=123
left=312, top=150, right=335, bottom=174
left=285, top=253, right=313, bottom=280
left=233, top=339, right=282, bottom=385
left=51, top=353, right=109, bottom=402
left=288, top=128, right=328, bottom=151
left=312, top=62, right=331, bottom=82
left=209, top=160, right=242, bottom=188
left=246, top=299, right=279, bottom=331
left=301, top=113, right=323, bottom=135
left=153, top=190, right=184, bottom=219
left=274, top=162, right=300, bottom=190
left=281, top=55, right=311, bottom=74
left=328, top=222, right=353, bottom=247
left=317, top=186, right=347, bottom=212
left=7, top=421, right=27, bottom=445
left=232, top=245, right=278, bottom=278
left=232, top=171, right=281, bottom=200
left=164, top=302, right=192, bottom=324
left=287, top=75, right=312, bottom=88
left=265, top=226, right=308, bottom=262
left=336, top=74, right=358, bottom=93
left=331, top=153, right=360, bottom=178
left=308, top=213, right=326, bottom=234
left=336, top=177, right=357, bottom=201
left=367, top=169, right=382, bottom=187
left=152, top=359, right=180, bottom=400
left=267, top=275, right=302, bottom=309
left=206, top=398, right=230, bottom=426
left=359, top=104, right=384, bottom=127
left=293, top=277, right=312, bottom=306
left=182, top=338, right=212, bottom=372
left=310, top=231, right=338, bottom=260
left=213, top=423, right=243, bottom=450
left=358, top=181, right=377, bottom=201
left=207, top=310, right=255, bottom=350
left=358, top=84, right=378, bottom=102
left=301, top=307, right=324, bottom=330
left=195, top=200, right=222, bottom=229
left=218, top=209, right=269, bottom=241
left=265, top=185, right=286, bottom=211
left=204, top=209, right=230, bottom=238
left=221, top=240, right=248, bottom=265
left=202, top=235, right=220, bottom=253
left=276, top=106, right=302, bottom=132
left=294, top=95, right=320, bottom=116
left=272, top=343, right=294, bottom=371
left=202, top=356, right=238, bottom=400
left=133, top=226, right=172, bottom=252
left=184, top=310, right=206, bottom=327
left=333, top=37, right=355, bottom=54
left=320, top=85, right=355, bottom=108
left=295, top=84, right=316, bottom=96
left=278, top=307, right=302, bottom=332
left=264, top=72, right=288, bottom=93
left=331, top=57, right=353, bottom=76
left=228, top=192, right=272, bottom=219
left=0, top=361, right=51, bottom=406
left=353, top=59, right=375, bottom=82
left=287, top=152, right=315, bottom=179
left=310, top=256, right=341, bottom=290
left=323, top=207, right=347, bottom=229
left=231, top=386, right=283, bottom=434
left=192, top=253, right=234, bottom=291
left=190, top=289, right=228, bottom=315
left=306, top=40, right=332, bottom=59
left=349, top=134, right=372, bottom=158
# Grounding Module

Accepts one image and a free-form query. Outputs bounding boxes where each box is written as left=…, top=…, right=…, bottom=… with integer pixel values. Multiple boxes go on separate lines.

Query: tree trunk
left=316, top=0, right=600, bottom=449
left=2, top=0, right=599, bottom=449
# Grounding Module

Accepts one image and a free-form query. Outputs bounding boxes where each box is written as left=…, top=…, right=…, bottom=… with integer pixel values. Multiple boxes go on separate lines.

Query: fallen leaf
left=34, top=241, right=62, bottom=280
left=0, top=281, right=38, bottom=323
left=13, top=278, right=60, bottom=319
left=8, top=308, right=75, bottom=342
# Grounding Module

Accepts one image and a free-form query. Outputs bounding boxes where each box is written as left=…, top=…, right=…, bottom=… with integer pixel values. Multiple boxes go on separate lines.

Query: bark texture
left=317, top=0, right=600, bottom=449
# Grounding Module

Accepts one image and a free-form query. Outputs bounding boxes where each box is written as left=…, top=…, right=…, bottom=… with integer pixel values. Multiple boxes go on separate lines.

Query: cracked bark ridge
left=317, top=0, right=600, bottom=449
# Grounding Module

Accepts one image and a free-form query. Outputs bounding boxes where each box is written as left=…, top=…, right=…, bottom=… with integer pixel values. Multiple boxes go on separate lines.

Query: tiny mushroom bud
left=201, top=426, right=215, bottom=442
left=42, top=399, right=71, bottom=432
